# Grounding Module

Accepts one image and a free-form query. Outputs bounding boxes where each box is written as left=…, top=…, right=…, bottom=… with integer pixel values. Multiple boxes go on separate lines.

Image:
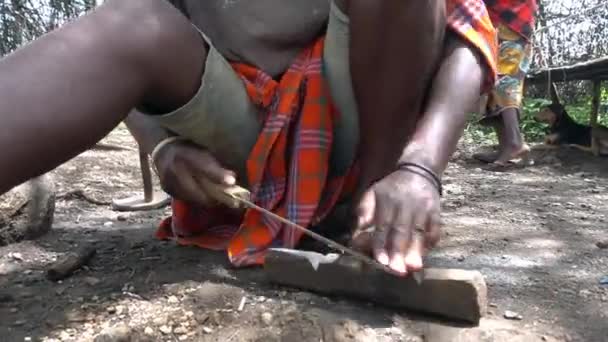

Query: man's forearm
left=400, top=38, right=485, bottom=176
left=124, top=111, right=171, bottom=155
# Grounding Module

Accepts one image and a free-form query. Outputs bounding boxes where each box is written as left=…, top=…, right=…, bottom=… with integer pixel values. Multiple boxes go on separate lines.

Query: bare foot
left=494, top=143, right=531, bottom=166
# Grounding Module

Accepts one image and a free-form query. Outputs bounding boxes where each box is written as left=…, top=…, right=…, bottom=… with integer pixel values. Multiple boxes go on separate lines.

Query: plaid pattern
left=448, top=0, right=499, bottom=92
left=485, top=0, right=537, bottom=40
left=155, top=0, right=498, bottom=267
left=156, top=37, right=357, bottom=267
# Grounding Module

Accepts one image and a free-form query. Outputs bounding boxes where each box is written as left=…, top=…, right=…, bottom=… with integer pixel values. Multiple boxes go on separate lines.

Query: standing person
left=474, top=0, right=538, bottom=167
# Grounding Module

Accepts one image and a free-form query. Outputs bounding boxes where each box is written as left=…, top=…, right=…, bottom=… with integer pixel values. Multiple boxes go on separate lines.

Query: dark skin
left=0, top=0, right=486, bottom=275
left=477, top=108, right=529, bottom=165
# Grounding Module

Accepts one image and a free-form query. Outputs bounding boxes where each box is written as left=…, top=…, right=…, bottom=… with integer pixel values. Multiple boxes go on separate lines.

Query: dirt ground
left=1, top=125, right=608, bottom=342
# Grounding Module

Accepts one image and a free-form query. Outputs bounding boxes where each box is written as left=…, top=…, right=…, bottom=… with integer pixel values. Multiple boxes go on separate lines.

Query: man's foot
left=484, top=144, right=533, bottom=171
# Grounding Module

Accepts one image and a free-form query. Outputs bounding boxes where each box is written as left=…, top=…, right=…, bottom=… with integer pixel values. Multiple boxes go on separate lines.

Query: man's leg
left=343, top=0, right=446, bottom=185
left=0, top=0, right=206, bottom=194
left=493, top=107, right=528, bottom=164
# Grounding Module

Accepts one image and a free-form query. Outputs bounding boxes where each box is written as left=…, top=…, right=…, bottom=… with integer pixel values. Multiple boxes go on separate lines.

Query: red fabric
left=485, top=0, right=537, bottom=40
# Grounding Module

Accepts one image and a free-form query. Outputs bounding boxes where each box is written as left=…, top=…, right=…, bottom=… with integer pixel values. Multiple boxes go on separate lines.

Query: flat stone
left=264, top=249, right=487, bottom=324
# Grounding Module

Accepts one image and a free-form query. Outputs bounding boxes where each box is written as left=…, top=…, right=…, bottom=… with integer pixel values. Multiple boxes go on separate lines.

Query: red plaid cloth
left=485, top=0, right=537, bottom=40
left=448, top=0, right=499, bottom=92
left=156, top=0, right=498, bottom=268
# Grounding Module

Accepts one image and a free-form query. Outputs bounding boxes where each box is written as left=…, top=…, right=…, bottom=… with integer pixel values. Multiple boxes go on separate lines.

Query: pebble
left=103, top=221, right=113, bottom=227
left=596, top=241, right=608, bottom=249
left=261, top=312, right=273, bottom=326
left=93, top=324, right=132, bottom=342
left=457, top=255, right=465, bottom=262
left=167, top=295, right=179, bottom=304
left=159, top=325, right=172, bottom=335
left=173, top=326, right=188, bottom=335
left=8, top=252, right=24, bottom=261
left=115, top=305, right=126, bottom=315
left=144, top=327, right=154, bottom=336
left=84, top=277, right=101, bottom=286
left=106, top=306, right=117, bottom=314
left=504, top=310, right=523, bottom=320
left=116, top=215, right=127, bottom=222
left=153, top=317, right=167, bottom=326
left=202, top=326, right=214, bottom=334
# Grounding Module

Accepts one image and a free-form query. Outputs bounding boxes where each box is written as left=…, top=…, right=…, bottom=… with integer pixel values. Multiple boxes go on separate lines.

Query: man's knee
left=97, top=0, right=194, bottom=62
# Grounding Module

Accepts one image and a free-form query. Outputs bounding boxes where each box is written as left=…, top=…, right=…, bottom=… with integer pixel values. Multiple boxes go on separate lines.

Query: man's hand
left=154, top=140, right=237, bottom=207
left=353, top=170, right=441, bottom=275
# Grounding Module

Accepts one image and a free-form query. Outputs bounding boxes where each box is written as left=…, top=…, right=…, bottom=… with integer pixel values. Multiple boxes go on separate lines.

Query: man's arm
left=400, top=37, right=484, bottom=176
left=124, top=111, right=171, bottom=156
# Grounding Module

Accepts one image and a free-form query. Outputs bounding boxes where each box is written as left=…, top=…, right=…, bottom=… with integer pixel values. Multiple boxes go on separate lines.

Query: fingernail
left=377, top=252, right=390, bottom=266
left=405, top=253, right=423, bottom=270
left=390, top=256, right=407, bottom=274
left=225, top=175, right=236, bottom=185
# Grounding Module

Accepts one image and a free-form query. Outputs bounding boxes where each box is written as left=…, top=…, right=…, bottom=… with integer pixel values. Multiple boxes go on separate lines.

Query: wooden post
left=591, top=79, right=602, bottom=127
left=590, top=80, right=602, bottom=156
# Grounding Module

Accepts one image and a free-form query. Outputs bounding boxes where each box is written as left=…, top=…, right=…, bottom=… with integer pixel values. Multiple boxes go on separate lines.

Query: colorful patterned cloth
left=156, top=0, right=499, bottom=267
left=481, top=23, right=532, bottom=120
left=485, top=0, right=538, bottom=40
left=448, top=0, right=499, bottom=92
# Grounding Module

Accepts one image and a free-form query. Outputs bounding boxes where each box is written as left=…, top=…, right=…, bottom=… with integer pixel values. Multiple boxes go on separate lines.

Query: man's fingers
left=355, top=190, right=376, bottom=230
left=185, top=146, right=236, bottom=185
left=426, top=212, right=441, bottom=248
left=164, top=162, right=213, bottom=206
left=404, top=230, right=425, bottom=271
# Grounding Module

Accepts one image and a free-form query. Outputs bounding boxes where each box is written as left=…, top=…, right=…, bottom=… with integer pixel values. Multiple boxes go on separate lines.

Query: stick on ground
left=46, top=244, right=97, bottom=281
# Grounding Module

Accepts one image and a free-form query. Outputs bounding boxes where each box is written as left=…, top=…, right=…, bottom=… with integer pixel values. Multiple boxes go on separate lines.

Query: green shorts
left=149, top=2, right=358, bottom=184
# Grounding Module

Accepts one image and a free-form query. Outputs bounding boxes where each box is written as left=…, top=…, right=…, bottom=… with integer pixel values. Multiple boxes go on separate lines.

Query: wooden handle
left=197, top=177, right=251, bottom=209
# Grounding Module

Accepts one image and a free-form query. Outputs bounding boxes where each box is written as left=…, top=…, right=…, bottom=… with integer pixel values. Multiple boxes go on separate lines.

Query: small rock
left=144, top=327, right=154, bottom=336
left=456, top=255, right=465, bottom=262
left=167, top=295, right=179, bottom=304
left=84, top=277, right=101, bottom=286
left=261, top=312, right=273, bottom=326
left=115, top=305, right=126, bottom=315
left=504, top=310, right=523, bottom=320
left=596, top=241, right=608, bottom=249
left=8, top=252, right=24, bottom=261
left=103, top=221, right=113, bottom=227
left=489, top=303, right=498, bottom=308
left=24, top=337, right=32, bottom=342
left=13, top=319, right=26, bottom=326
left=159, top=325, right=172, bottom=335
left=173, top=326, right=188, bottom=335
left=106, top=306, right=117, bottom=314
left=153, top=317, right=167, bottom=326
left=59, top=331, right=71, bottom=340
left=94, top=324, right=132, bottom=342
left=202, top=326, right=213, bottom=334
left=116, top=215, right=127, bottom=222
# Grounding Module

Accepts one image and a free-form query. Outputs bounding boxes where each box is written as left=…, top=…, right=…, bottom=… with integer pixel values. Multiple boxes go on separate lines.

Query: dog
left=535, top=102, right=608, bottom=156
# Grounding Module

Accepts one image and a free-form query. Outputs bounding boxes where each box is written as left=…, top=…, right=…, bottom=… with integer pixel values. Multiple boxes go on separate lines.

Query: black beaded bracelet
left=397, top=162, right=443, bottom=196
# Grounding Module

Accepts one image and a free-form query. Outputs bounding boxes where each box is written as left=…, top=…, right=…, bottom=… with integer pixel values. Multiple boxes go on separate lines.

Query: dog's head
left=535, top=103, right=566, bottom=126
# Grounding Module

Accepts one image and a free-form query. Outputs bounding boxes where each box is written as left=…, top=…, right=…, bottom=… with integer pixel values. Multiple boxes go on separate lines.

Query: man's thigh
left=149, top=34, right=261, bottom=183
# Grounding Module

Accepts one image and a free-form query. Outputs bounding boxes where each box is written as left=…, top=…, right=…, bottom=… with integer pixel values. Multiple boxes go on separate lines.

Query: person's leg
left=494, top=107, right=529, bottom=164
left=474, top=24, right=531, bottom=165
left=342, top=0, right=446, bottom=186
left=0, top=0, right=206, bottom=194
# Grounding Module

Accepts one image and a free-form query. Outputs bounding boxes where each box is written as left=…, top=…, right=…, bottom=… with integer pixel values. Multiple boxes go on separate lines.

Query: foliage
left=0, top=0, right=96, bottom=56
